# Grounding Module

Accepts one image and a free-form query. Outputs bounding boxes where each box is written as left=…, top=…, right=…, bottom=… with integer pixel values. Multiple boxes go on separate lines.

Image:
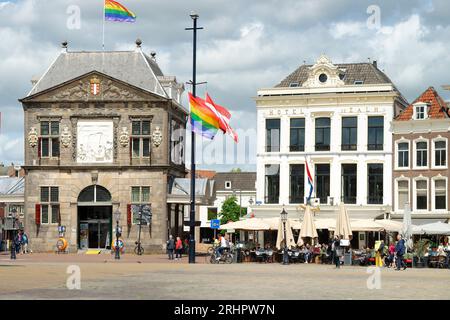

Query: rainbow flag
left=105, top=0, right=136, bottom=22
left=189, top=93, right=220, bottom=140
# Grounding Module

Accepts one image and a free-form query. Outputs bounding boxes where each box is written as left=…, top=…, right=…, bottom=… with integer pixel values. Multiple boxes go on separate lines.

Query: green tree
left=219, top=196, right=246, bottom=225
left=230, top=168, right=242, bottom=173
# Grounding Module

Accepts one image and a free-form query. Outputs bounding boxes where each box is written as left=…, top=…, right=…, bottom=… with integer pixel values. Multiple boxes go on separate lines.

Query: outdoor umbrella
left=402, top=203, right=413, bottom=251
left=413, top=221, right=450, bottom=235
left=374, top=219, right=405, bottom=232
left=335, top=202, right=352, bottom=239
left=298, top=205, right=318, bottom=246
left=276, top=217, right=296, bottom=250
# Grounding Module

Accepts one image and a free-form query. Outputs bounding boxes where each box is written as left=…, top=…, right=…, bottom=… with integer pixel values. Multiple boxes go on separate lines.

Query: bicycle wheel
left=225, top=254, right=233, bottom=264
left=207, top=246, right=215, bottom=255
left=208, top=254, right=217, bottom=264
left=134, top=245, right=144, bottom=255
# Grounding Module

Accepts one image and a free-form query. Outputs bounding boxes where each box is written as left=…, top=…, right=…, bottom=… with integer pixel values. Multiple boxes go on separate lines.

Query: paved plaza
left=0, top=253, right=450, bottom=300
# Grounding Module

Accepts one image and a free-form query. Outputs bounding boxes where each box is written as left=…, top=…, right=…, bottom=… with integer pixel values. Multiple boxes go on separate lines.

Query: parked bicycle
left=134, top=241, right=144, bottom=255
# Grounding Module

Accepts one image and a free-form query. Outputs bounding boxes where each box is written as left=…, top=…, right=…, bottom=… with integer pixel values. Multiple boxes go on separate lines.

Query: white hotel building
left=252, top=56, right=408, bottom=225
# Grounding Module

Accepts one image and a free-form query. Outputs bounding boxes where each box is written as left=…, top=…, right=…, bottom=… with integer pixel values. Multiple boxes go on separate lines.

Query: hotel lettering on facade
left=253, top=56, right=409, bottom=233
left=20, top=41, right=187, bottom=252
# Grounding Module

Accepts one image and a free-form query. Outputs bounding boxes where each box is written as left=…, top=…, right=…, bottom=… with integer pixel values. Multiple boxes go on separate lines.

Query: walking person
left=395, top=234, right=407, bottom=271
left=175, top=236, right=183, bottom=260
left=166, top=235, right=175, bottom=260
left=21, top=231, right=29, bottom=254
left=375, top=240, right=385, bottom=267
left=332, top=236, right=341, bottom=269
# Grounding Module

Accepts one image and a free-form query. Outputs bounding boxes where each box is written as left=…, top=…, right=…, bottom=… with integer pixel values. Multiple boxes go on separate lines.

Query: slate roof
left=28, top=50, right=167, bottom=97
left=395, top=87, right=450, bottom=121
left=214, top=172, right=256, bottom=191
left=276, top=62, right=393, bottom=87
left=169, top=178, right=213, bottom=197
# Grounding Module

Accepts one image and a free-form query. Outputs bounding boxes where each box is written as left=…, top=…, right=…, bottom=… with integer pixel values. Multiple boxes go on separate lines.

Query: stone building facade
left=391, top=87, right=450, bottom=222
left=20, top=41, right=187, bottom=253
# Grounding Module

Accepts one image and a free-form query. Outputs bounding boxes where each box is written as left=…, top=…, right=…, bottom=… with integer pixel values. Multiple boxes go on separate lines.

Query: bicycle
left=134, top=241, right=144, bottom=255
left=207, top=247, right=233, bottom=264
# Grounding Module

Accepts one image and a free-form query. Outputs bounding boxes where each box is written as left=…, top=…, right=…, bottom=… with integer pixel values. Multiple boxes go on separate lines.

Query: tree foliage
left=219, top=196, right=246, bottom=225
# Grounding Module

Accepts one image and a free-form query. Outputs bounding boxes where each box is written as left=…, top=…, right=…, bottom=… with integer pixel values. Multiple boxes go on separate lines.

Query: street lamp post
left=114, top=209, right=121, bottom=260
left=10, top=208, right=17, bottom=260
left=280, top=207, right=289, bottom=265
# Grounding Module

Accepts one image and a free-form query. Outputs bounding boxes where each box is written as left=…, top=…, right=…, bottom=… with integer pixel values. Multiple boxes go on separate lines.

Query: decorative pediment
left=23, top=72, right=161, bottom=102
left=302, top=55, right=345, bottom=88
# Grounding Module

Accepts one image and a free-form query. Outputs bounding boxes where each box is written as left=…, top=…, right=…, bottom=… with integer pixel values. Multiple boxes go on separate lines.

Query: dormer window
left=354, top=80, right=364, bottom=85
left=225, top=181, right=232, bottom=189
left=289, top=82, right=299, bottom=88
left=414, top=103, right=428, bottom=120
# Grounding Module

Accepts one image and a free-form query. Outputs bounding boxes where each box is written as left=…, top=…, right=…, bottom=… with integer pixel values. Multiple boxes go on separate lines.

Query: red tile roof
left=396, top=87, right=450, bottom=121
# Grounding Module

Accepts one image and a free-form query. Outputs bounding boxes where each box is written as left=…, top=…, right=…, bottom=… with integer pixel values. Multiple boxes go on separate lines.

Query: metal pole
left=186, top=13, right=203, bottom=264
left=283, top=221, right=288, bottom=265
left=137, top=209, right=142, bottom=255
left=10, top=219, right=16, bottom=260
left=115, top=220, right=120, bottom=260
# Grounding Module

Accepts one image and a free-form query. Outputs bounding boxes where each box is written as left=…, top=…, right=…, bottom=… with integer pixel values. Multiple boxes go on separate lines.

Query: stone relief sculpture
left=119, top=127, right=129, bottom=147
left=103, top=80, right=138, bottom=100
left=60, top=126, right=72, bottom=148
left=52, top=80, right=86, bottom=100
left=152, top=126, right=162, bottom=147
left=28, top=127, right=38, bottom=147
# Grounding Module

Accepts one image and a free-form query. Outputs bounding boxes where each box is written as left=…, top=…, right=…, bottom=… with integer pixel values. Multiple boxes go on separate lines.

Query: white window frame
left=413, top=138, right=428, bottom=169
left=395, top=177, right=410, bottom=212
left=225, top=181, right=232, bottom=189
left=413, top=102, right=428, bottom=120
left=395, top=138, right=410, bottom=170
left=413, top=177, right=429, bottom=212
left=432, top=176, right=447, bottom=212
left=431, top=137, right=448, bottom=169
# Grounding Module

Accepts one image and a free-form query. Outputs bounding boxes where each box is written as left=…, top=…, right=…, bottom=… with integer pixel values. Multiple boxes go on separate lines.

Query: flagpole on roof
left=185, top=12, right=203, bottom=264
left=102, top=0, right=106, bottom=50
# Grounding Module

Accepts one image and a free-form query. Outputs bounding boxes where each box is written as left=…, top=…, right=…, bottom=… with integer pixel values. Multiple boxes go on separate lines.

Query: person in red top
left=387, top=242, right=396, bottom=268
left=175, top=236, right=183, bottom=260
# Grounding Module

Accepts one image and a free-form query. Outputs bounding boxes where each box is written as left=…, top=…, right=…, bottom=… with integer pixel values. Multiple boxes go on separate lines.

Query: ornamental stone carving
left=60, top=126, right=72, bottom=148
left=119, top=127, right=129, bottom=147
left=28, top=127, right=38, bottom=147
left=152, top=126, right=162, bottom=147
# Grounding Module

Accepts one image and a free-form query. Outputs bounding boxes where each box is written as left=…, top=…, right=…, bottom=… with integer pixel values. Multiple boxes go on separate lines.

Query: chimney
left=373, top=60, right=378, bottom=68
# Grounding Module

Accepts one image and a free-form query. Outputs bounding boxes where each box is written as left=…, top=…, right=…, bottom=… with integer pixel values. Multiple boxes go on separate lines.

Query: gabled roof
left=395, top=87, right=450, bottom=121
left=276, top=62, right=393, bottom=87
left=27, top=49, right=167, bottom=98
left=214, top=172, right=256, bottom=191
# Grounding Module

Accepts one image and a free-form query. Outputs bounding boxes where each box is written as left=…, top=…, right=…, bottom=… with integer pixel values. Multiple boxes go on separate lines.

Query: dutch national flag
left=305, top=158, right=314, bottom=203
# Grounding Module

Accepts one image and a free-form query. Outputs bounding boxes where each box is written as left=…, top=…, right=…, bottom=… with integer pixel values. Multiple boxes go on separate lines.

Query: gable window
left=290, top=118, right=305, bottom=152
left=416, top=141, right=428, bottom=167
left=397, top=180, right=409, bottom=211
left=225, top=181, right=232, bottom=189
left=397, top=142, right=409, bottom=168
left=40, top=186, right=60, bottom=224
left=315, top=117, right=330, bottom=151
left=434, top=179, right=446, bottom=210
left=341, top=117, right=357, bottom=151
left=368, top=116, right=384, bottom=150
left=415, top=104, right=427, bottom=120
left=131, top=120, right=151, bottom=158
left=434, top=140, right=446, bottom=167
left=40, top=121, right=60, bottom=158
left=289, top=164, right=304, bottom=204
left=266, top=119, right=280, bottom=152
left=416, top=180, right=427, bottom=210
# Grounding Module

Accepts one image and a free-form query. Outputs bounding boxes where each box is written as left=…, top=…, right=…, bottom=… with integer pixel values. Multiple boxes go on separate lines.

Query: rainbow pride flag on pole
left=189, top=93, right=220, bottom=140
left=105, top=0, right=136, bottom=22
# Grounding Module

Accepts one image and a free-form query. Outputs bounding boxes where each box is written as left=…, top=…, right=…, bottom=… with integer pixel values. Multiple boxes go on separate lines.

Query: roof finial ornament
left=61, top=41, right=68, bottom=48
left=136, top=38, right=142, bottom=47
left=150, top=51, right=156, bottom=62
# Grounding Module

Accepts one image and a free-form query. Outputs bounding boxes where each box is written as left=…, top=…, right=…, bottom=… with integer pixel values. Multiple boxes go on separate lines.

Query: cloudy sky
left=0, top=0, right=449, bottom=171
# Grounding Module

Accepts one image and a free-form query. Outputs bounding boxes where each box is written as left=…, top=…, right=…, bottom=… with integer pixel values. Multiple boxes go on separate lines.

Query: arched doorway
left=77, top=185, right=112, bottom=250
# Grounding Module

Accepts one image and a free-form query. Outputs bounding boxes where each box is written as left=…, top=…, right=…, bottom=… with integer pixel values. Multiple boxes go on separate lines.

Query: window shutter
left=35, top=204, right=41, bottom=225
left=37, top=137, right=41, bottom=158
left=127, top=204, right=132, bottom=226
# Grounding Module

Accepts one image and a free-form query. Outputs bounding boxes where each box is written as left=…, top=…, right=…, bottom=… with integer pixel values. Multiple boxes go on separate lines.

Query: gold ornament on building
left=119, top=127, right=129, bottom=147
left=28, top=127, right=38, bottom=147
left=60, top=126, right=72, bottom=148
left=90, top=76, right=101, bottom=96
left=152, top=126, right=163, bottom=147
